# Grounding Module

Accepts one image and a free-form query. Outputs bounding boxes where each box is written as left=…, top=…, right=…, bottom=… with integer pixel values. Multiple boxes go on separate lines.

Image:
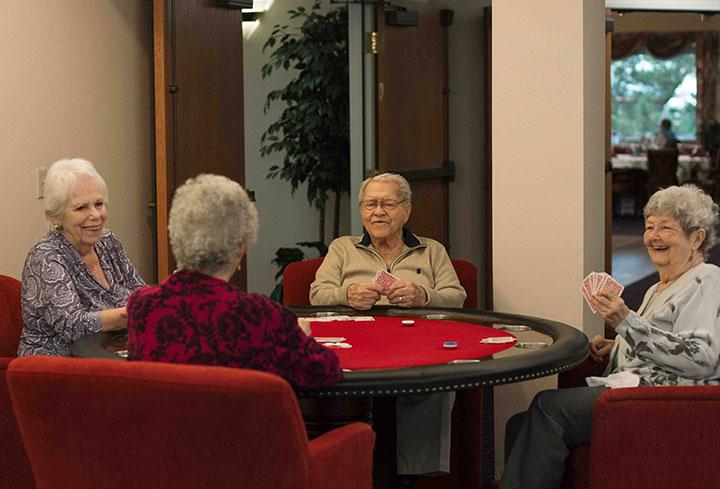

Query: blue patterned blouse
left=18, top=229, right=145, bottom=356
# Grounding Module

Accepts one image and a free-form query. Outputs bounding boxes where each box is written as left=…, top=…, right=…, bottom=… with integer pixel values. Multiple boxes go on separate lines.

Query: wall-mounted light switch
left=36, top=167, right=47, bottom=199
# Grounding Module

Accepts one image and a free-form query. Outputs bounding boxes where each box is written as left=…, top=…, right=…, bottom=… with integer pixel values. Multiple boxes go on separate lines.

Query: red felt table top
left=306, top=316, right=516, bottom=370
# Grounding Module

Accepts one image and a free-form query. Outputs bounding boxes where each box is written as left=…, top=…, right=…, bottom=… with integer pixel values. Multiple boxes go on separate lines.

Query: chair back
left=8, top=357, right=314, bottom=489
left=450, top=259, right=478, bottom=309
left=0, top=275, right=23, bottom=357
left=283, top=256, right=324, bottom=306
left=647, top=148, right=679, bottom=188
left=283, top=257, right=478, bottom=309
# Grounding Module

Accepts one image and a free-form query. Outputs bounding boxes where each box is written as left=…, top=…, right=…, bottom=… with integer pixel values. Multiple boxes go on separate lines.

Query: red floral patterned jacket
left=127, top=270, right=341, bottom=390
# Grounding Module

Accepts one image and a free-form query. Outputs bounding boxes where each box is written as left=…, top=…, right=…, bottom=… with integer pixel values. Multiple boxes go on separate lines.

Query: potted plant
left=261, top=1, right=350, bottom=300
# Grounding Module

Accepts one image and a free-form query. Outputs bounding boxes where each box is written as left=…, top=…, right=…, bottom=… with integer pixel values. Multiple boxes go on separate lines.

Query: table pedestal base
left=300, top=387, right=494, bottom=489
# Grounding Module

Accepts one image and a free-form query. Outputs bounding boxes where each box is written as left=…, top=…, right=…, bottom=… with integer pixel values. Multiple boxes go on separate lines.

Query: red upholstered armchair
left=0, top=275, right=35, bottom=489
left=283, top=257, right=478, bottom=309
left=558, top=358, right=720, bottom=489
left=8, top=357, right=375, bottom=489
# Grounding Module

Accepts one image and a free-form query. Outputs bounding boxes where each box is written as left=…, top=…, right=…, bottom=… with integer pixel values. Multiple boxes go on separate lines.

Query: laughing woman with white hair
left=501, top=184, right=720, bottom=489
left=18, top=158, right=145, bottom=356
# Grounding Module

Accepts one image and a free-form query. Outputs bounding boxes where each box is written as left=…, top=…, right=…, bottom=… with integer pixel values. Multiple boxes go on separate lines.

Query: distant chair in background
left=612, top=169, right=647, bottom=217
left=692, top=149, right=720, bottom=202
left=646, top=148, right=679, bottom=196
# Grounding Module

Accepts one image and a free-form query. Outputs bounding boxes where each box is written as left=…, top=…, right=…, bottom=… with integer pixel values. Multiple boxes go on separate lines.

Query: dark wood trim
left=383, top=161, right=455, bottom=182
left=605, top=10, right=613, bottom=274
left=482, top=6, right=493, bottom=311
left=153, top=0, right=174, bottom=281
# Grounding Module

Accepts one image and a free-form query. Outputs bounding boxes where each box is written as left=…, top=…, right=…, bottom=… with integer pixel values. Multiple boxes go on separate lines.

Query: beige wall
left=0, top=0, right=154, bottom=281
left=492, top=0, right=605, bottom=476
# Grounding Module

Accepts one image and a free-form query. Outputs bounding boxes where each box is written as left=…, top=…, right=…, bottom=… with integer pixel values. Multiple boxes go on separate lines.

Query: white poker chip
left=401, top=320, right=415, bottom=326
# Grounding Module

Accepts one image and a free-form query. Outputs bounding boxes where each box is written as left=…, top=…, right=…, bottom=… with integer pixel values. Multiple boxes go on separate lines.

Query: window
left=611, top=51, right=696, bottom=143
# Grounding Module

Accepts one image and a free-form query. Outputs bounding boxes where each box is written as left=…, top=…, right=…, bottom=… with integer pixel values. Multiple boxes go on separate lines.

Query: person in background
left=500, top=184, right=720, bottom=489
left=126, top=174, right=341, bottom=390
left=310, top=172, right=466, bottom=488
left=18, top=158, right=145, bottom=356
left=656, top=118, right=679, bottom=149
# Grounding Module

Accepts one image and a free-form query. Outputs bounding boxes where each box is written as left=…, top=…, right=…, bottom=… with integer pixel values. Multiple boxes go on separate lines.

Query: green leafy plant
left=261, top=1, right=350, bottom=245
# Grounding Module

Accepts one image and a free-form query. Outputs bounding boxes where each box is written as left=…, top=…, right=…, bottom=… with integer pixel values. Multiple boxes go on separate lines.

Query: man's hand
left=347, top=282, right=384, bottom=310
left=593, top=289, right=630, bottom=329
left=589, top=335, right=614, bottom=363
left=386, top=281, right=427, bottom=308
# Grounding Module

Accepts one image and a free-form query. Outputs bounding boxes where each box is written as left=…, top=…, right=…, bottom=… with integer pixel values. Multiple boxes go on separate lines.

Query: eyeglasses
left=359, top=199, right=406, bottom=211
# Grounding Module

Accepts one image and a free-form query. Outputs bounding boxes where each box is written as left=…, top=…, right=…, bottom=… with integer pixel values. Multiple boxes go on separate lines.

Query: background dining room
left=609, top=9, right=720, bottom=308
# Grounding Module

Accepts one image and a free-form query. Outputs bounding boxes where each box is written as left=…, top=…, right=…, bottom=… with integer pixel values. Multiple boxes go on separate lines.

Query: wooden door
left=375, top=3, right=454, bottom=247
left=153, top=0, right=246, bottom=287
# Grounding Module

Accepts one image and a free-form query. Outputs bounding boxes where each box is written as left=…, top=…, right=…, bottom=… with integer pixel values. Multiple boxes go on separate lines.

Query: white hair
left=358, top=172, right=412, bottom=203
left=644, top=184, right=719, bottom=257
left=169, top=174, right=258, bottom=274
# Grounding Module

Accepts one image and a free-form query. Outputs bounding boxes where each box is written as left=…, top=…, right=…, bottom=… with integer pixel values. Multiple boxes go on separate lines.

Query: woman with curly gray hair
left=126, top=174, right=341, bottom=390
left=501, top=184, right=720, bottom=489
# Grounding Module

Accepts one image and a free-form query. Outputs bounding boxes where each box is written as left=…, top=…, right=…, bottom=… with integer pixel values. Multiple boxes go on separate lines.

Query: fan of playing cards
left=581, top=272, right=624, bottom=314
left=374, top=270, right=399, bottom=293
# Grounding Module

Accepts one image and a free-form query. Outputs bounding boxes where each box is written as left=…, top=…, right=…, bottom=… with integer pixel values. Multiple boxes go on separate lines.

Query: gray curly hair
left=169, top=174, right=258, bottom=274
left=44, top=158, right=108, bottom=221
left=358, top=172, right=412, bottom=203
left=644, top=184, right=719, bottom=257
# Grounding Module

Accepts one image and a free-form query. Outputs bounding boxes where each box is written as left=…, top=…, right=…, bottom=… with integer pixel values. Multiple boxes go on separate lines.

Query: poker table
left=71, top=305, right=588, bottom=393
left=72, top=306, right=587, bottom=489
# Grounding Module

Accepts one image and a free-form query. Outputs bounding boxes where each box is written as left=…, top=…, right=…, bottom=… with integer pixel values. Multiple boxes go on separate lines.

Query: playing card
left=480, top=337, right=517, bottom=344
left=580, top=283, right=598, bottom=313
left=596, top=273, right=609, bottom=295
left=374, top=270, right=399, bottom=291
left=600, top=273, right=624, bottom=297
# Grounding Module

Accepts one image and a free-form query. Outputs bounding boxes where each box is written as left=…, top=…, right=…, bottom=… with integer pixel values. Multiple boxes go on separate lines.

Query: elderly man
left=311, top=172, right=465, bottom=487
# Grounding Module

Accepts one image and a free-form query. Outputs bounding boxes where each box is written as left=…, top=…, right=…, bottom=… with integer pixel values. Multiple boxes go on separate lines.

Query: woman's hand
left=347, top=282, right=384, bottom=310
left=593, top=289, right=630, bottom=329
left=387, top=281, right=427, bottom=308
left=589, top=335, right=614, bottom=363
left=100, top=307, right=128, bottom=332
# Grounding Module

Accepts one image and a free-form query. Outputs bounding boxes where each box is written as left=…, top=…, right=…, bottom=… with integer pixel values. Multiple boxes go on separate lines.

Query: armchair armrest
left=588, top=386, right=720, bottom=489
left=309, top=422, right=375, bottom=489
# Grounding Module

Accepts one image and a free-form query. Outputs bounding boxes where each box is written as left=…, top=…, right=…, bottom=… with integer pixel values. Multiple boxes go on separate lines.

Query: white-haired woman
left=18, top=158, right=145, bottom=356
left=126, top=174, right=341, bottom=390
left=501, top=185, right=720, bottom=489
left=310, top=173, right=466, bottom=486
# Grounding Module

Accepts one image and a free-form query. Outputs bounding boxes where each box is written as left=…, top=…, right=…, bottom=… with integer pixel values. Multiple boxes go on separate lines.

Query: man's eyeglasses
left=359, top=199, right=406, bottom=211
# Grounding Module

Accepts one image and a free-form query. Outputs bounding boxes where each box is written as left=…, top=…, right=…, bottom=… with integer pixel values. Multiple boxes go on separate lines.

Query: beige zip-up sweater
left=309, top=229, right=466, bottom=308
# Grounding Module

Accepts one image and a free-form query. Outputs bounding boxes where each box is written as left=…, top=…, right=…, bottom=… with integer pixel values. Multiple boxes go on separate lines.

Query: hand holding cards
left=581, top=272, right=624, bottom=313
left=374, top=270, right=399, bottom=293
